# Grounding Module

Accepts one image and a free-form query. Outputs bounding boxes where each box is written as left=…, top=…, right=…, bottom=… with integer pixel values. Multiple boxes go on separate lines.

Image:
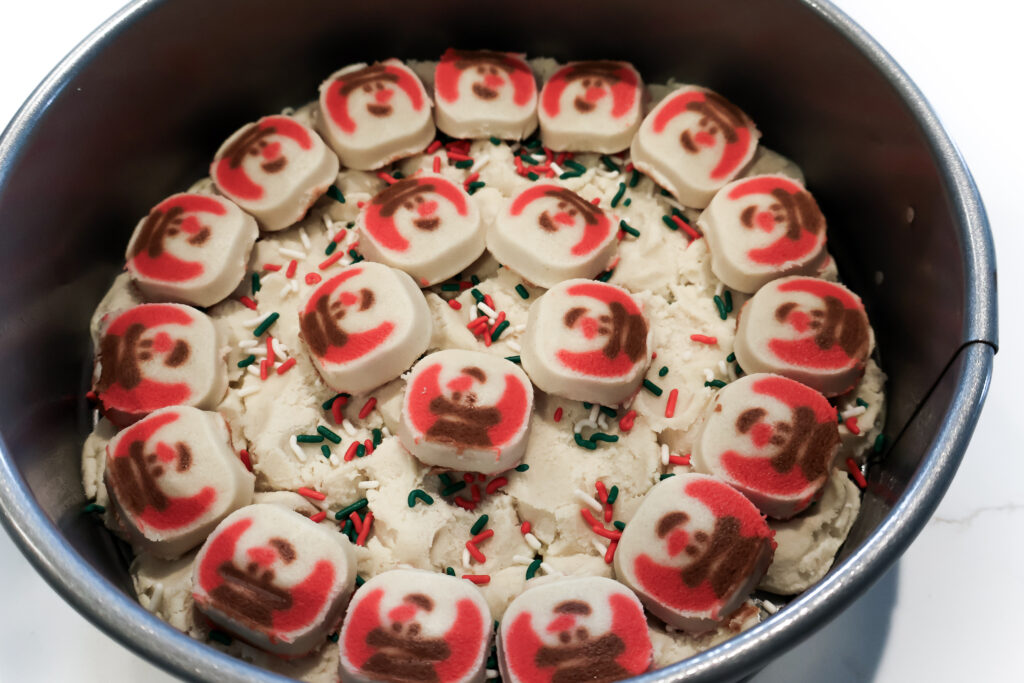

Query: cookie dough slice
left=692, top=374, right=840, bottom=519
left=104, top=406, right=254, bottom=559
left=538, top=61, right=643, bottom=153
left=434, top=49, right=538, bottom=140
left=698, top=175, right=828, bottom=293
left=192, top=503, right=357, bottom=657
left=631, top=86, right=760, bottom=208
left=339, top=569, right=492, bottom=683
left=497, top=576, right=652, bottom=682
left=734, top=276, right=871, bottom=397
left=614, top=473, right=774, bottom=633
left=357, top=175, right=485, bottom=287
left=211, top=115, right=339, bottom=231
left=399, top=350, right=533, bottom=474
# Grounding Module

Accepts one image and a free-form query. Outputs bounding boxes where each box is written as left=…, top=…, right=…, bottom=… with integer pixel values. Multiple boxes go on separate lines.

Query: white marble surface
left=0, top=1, right=1019, bottom=681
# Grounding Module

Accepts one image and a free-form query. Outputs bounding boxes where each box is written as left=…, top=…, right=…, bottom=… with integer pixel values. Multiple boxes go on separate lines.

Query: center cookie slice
left=631, top=86, right=760, bottom=208
left=357, top=175, right=485, bottom=287
left=497, top=576, right=653, bottom=683
left=538, top=61, right=643, bottom=153
left=211, top=115, right=339, bottom=231
left=399, top=350, right=533, bottom=474
left=192, top=503, right=357, bottom=657
left=299, top=262, right=431, bottom=395
left=614, top=474, right=774, bottom=633
left=93, top=304, right=227, bottom=427
left=692, top=374, right=841, bottom=519
left=487, top=184, right=617, bottom=288
left=338, top=569, right=492, bottom=683
left=318, top=59, right=435, bottom=170
left=521, top=280, right=652, bottom=405
left=104, top=407, right=254, bottom=559
left=434, top=48, right=538, bottom=140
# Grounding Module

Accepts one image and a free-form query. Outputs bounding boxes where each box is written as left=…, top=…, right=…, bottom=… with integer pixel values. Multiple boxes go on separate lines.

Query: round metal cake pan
left=0, top=0, right=997, bottom=681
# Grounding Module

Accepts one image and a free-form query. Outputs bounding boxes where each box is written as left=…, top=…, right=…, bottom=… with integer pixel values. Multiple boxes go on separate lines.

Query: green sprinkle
left=735, top=363, right=744, bottom=375
left=252, top=312, right=280, bottom=337
left=611, top=182, right=626, bottom=208
left=629, top=169, right=640, bottom=187
left=583, top=402, right=592, bottom=410
left=446, top=566, right=456, bottom=576
left=356, top=444, right=366, bottom=457
left=726, top=353, right=736, bottom=363
left=324, top=241, right=337, bottom=255
left=661, top=215, right=679, bottom=231
left=342, top=518, right=354, bottom=538
left=491, top=320, right=511, bottom=341
left=467, top=181, right=486, bottom=194
left=322, top=394, right=343, bottom=410
left=661, top=188, right=671, bottom=196
left=327, top=632, right=340, bottom=643
left=660, top=473, right=676, bottom=480
left=527, top=171, right=539, bottom=181
left=355, top=574, right=366, bottom=587
left=209, top=630, right=233, bottom=646
left=574, top=433, right=598, bottom=450
left=525, top=137, right=542, bottom=149
left=439, top=472, right=453, bottom=486
left=335, top=498, right=368, bottom=520
left=442, top=481, right=467, bottom=497
left=487, top=653, right=498, bottom=668
left=599, top=406, right=618, bottom=418
left=489, top=136, right=502, bottom=145
left=713, top=295, right=728, bottom=320
left=705, top=379, right=728, bottom=389
left=326, top=185, right=345, bottom=203
left=296, top=434, right=324, bottom=443
left=874, top=434, right=887, bottom=453
left=348, top=249, right=364, bottom=263
left=454, top=159, right=474, bottom=169
left=566, top=160, right=587, bottom=174
left=623, top=197, right=632, bottom=207
left=607, top=485, right=619, bottom=504
left=619, top=219, right=640, bottom=237
left=471, top=514, right=490, bottom=535
left=504, top=355, right=521, bottom=364
left=408, top=489, right=434, bottom=507
left=643, top=379, right=663, bottom=396
left=470, top=288, right=485, bottom=303
left=526, top=557, right=543, bottom=580
left=251, top=272, right=261, bottom=294
left=724, top=289, right=734, bottom=313
left=559, top=171, right=584, bottom=180
left=596, top=269, right=613, bottom=282
left=515, top=284, right=530, bottom=299
left=670, top=207, right=687, bottom=221
left=237, top=355, right=256, bottom=368
left=601, top=155, right=620, bottom=172
left=441, top=283, right=461, bottom=291
left=470, top=274, right=481, bottom=285
left=321, top=445, right=331, bottom=458
left=83, top=503, right=105, bottom=514
left=515, top=463, right=530, bottom=472
left=856, top=398, right=870, bottom=408
left=392, top=170, right=405, bottom=180
left=591, top=432, right=619, bottom=443
left=518, top=153, right=538, bottom=166
left=372, top=428, right=383, bottom=446
left=613, top=520, right=625, bottom=531
left=658, top=366, right=669, bottom=377
left=317, top=425, right=341, bottom=443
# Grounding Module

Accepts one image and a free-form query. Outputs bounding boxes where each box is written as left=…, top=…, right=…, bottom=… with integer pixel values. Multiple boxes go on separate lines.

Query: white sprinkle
left=506, top=340, right=521, bottom=352
left=512, top=324, right=527, bottom=334
left=243, top=311, right=275, bottom=328
left=597, top=413, right=609, bottom=431
left=573, top=420, right=586, bottom=435
left=512, top=554, right=534, bottom=565
left=250, top=346, right=267, bottom=357
left=661, top=194, right=689, bottom=215
left=524, top=533, right=542, bottom=551
left=681, top=350, right=693, bottom=362
left=718, top=360, right=728, bottom=375
left=540, top=562, right=560, bottom=576
left=588, top=405, right=600, bottom=425
left=665, top=624, right=679, bottom=634
left=358, top=480, right=380, bottom=490
left=247, top=365, right=261, bottom=377
left=470, top=155, right=491, bottom=174
left=329, top=454, right=341, bottom=468
left=622, top=393, right=636, bottom=410
left=761, top=599, right=779, bottom=615
left=299, top=227, right=311, bottom=249
left=661, top=443, right=670, bottom=467
left=342, top=419, right=358, bottom=436
left=715, top=281, right=725, bottom=297
left=288, top=279, right=300, bottom=293
left=703, top=368, right=715, bottom=382
left=477, top=301, right=497, bottom=318
left=841, top=405, right=867, bottom=420
left=322, top=214, right=334, bottom=232
left=277, top=246, right=307, bottom=260
left=596, top=168, right=619, bottom=179
left=574, top=489, right=603, bottom=514
left=238, top=339, right=259, bottom=349
left=92, top=409, right=99, bottom=428
left=486, top=670, right=500, bottom=679
left=272, top=338, right=288, bottom=356
left=280, top=106, right=295, bottom=115
left=462, top=547, right=472, bottom=568
left=237, top=384, right=261, bottom=398
left=289, top=435, right=307, bottom=462
left=591, top=539, right=609, bottom=555
left=550, top=162, right=563, bottom=175
left=148, top=582, right=164, bottom=613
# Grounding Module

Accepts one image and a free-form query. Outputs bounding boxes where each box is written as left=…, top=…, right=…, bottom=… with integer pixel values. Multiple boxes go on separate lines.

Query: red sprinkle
left=310, top=511, right=327, bottom=523
left=553, top=407, right=563, bottom=422
left=470, top=484, right=482, bottom=502
left=376, top=172, right=398, bottom=184
left=604, top=504, right=613, bottom=524
left=239, top=296, right=258, bottom=311
left=665, top=388, right=679, bottom=418
left=357, top=201, right=365, bottom=208
left=652, top=351, right=657, bottom=359
left=344, top=442, right=359, bottom=461
left=356, top=511, right=373, bottom=546
left=468, top=315, right=489, bottom=329
left=689, top=334, right=718, bottom=345
left=464, top=172, right=480, bottom=187
left=520, top=521, right=532, bottom=535
left=590, top=196, right=601, bottom=205
left=604, top=540, right=618, bottom=564
left=426, top=139, right=443, bottom=154
left=266, top=336, right=276, bottom=366
left=463, top=473, right=475, bottom=484
left=591, top=525, right=622, bottom=541
left=483, top=294, right=495, bottom=310
left=671, top=214, right=702, bottom=241
left=448, top=299, right=463, bottom=310
left=447, top=151, right=472, bottom=162
left=276, top=358, right=297, bottom=375
left=349, top=511, right=364, bottom=534
left=432, top=156, right=441, bottom=173
left=847, top=458, right=867, bottom=488
left=493, top=311, right=506, bottom=328
left=285, top=259, right=298, bottom=279
left=619, top=409, right=637, bottom=432
left=305, top=272, right=322, bottom=285
left=463, top=574, right=490, bottom=585
left=259, top=359, right=269, bottom=381
left=364, top=438, right=374, bottom=455
left=332, top=230, right=347, bottom=243
left=263, top=263, right=282, bottom=272
left=358, top=397, right=377, bottom=420
left=331, top=397, right=345, bottom=425
left=453, top=496, right=477, bottom=510
left=580, top=508, right=601, bottom=528
left=470, top=529, right=495, bottom=545
left=845, top=417, right=861, bottom=435
left=668, top=454, right=692, bottom=467
left=319, top=251, right=345, bottom=270
left=595, top=481, right=608, bottom=503
left=482, top=333, right=492, bottom=347
left=485, top=477, right=508, bottom=495
left=624, top=162, right=634, bottom=172
left=297, top=486, right=326, bottom=501
left=238, top=449, right=253, bottom=471
left=466, top=542, right=486, bottom=563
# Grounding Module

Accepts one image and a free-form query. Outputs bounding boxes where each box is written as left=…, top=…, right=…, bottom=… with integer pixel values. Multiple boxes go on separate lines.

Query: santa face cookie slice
left=497, top=576, right=652, bottom=683
left=104, top=407, right=255, bottom=559
left=192, top=503, right=357, bottom=657
left=693, top=374, right=840, bottom=519
left=487, top=184, right=617, bottom=288
left=211, top=115, right=339, bottom=231
left=125, top=193, right=259, bottom=307
left=94, top=304, right=227, bottom=427
left=398, top=350, right=533, bottom=474
left=318, top=60, right=435, bottom=170
left=538, top=61, right=643, bottom=153
left=521, top=280, right=652, bottom=405
left=631, top=86, right=760, bottom=208
left=734, top=276, right=870, bottom=397
left=613, top=473, right=774, bottom=633
left=339, top=569, right=491, bottom=683
left=698, top=175, right=828, bottom=293
left=299, top=262, right=431, bottom=395
left=357, top=175, right=485, bottom=287
left=434, top=48, right=538, bottom=140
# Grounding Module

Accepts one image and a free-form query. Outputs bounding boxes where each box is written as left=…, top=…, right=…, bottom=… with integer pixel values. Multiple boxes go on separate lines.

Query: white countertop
left=0, top=1, right=1019, bottom=681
